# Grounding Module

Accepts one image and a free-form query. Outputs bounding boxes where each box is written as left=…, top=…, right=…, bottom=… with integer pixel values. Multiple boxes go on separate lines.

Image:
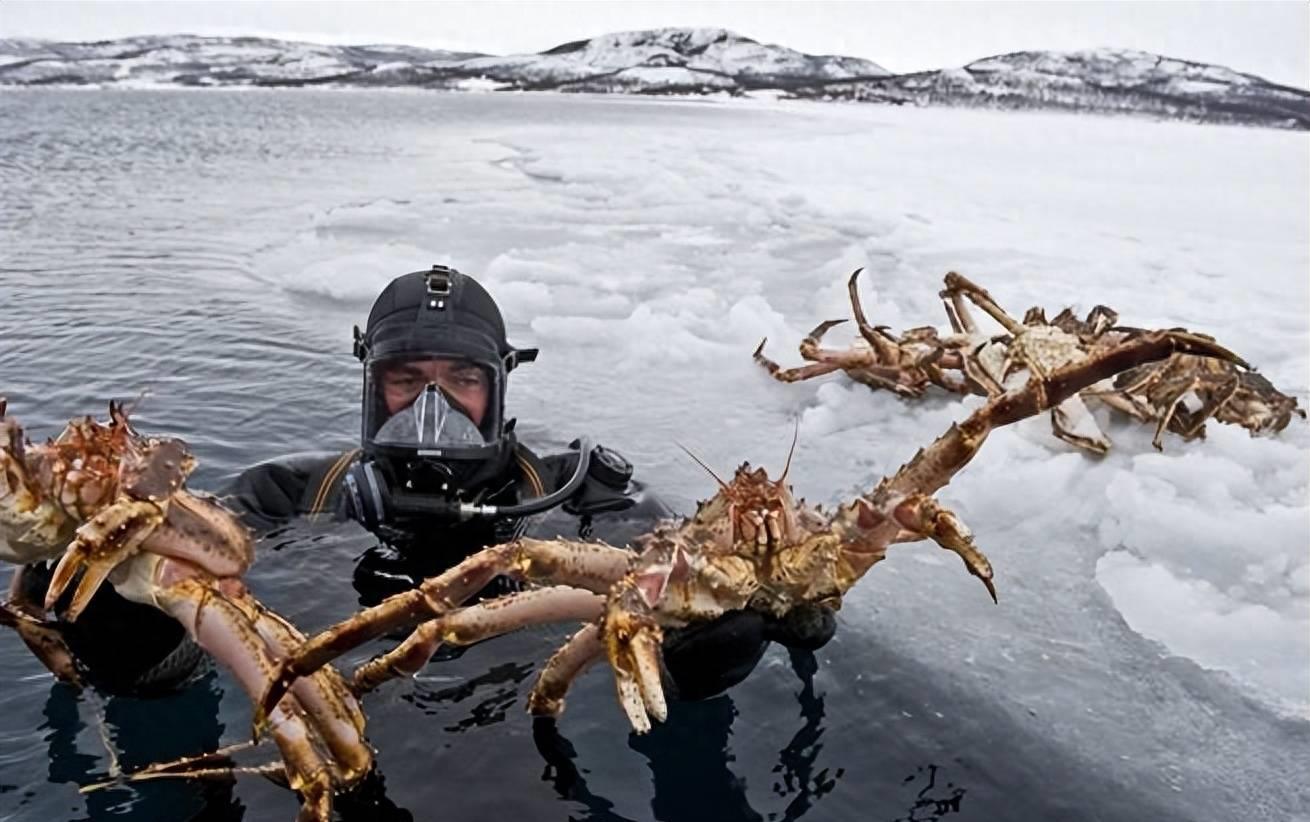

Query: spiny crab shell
left=0, top=399, right=372, bottom=822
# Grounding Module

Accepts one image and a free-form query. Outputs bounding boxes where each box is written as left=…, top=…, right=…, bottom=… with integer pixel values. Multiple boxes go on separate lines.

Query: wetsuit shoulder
left=528, top=442, right=674, bottom=547
left=219, top=449, right=359, bottom=533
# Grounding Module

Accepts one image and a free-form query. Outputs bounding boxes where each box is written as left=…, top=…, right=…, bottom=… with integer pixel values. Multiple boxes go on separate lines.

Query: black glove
left=763, top=602, right=837, bottom=652
left=660, top=604, right=837, bottom=702
left=661, top=610, right=769, bottom=701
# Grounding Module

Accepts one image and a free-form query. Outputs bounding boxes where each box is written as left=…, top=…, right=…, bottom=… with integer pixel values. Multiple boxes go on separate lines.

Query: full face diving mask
left=374, top=381, right=488, bottom=454
left=361, top=353, right=507, bottom=491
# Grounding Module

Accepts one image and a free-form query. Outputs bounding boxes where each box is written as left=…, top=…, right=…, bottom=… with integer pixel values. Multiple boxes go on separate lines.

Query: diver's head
left=352, top=265, right=537, bottom=512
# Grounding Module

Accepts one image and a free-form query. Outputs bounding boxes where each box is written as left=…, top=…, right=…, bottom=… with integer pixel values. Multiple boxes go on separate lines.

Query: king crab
left=754, top=268, right=973, bottom=399
left=0, top=399, right=372, bottom=821
left=255, top=324, right=1239, bottom=739
left=1086, top=350, right=1306, bottom=449
left=938, top=273, right=1301, bottom=451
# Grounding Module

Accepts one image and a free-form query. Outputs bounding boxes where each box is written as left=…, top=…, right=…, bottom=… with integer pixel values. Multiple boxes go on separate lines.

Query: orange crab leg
left=846, top=268, right=906, bottom=365
left=256, top=538, right=631, bottom=730
left=526, top=623, right=605, bottom=718
left=352, top=586, right=605, bottom=693
left=753, top=338, right=845, bottom=382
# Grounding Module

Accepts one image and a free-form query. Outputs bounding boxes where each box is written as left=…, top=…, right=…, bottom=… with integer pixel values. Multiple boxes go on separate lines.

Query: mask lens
left=374, top=383, right=486, bottom=450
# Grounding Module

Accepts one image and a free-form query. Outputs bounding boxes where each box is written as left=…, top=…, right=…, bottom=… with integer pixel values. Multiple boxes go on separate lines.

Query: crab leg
left=1049, top=395, right=1112, bottom=455
left=233, top=596, right=370, bottom=769
left=1, top=599, right=81, bottom=684
left=601, top=587, right=668, bottom=734
left=526, top=623, right=605, bottom=718
left=352, top=587, right=605, bottom=693
left=140, top=492, right=254, bottom=578
left=753, top=338, right=844, bottom=382
left=833, top=329, right=1245, bottom=596
left=257, top=538, right=631, bottom=726
left=798, top=320, right=930, bottom=396
left=846, top=268, right=907, bottom=365
left=157, top=583, right=339, bottom=816
left=939, top=279, right=983, bottom=336
left=755, top=320, right=899, bottom=387
left=1149, top=376, right=1210, bottom=449
left=1171, top=374, right=1239, bottom=443
left=941, top=271, right=1025, bottom=334
left=113, top=554, right=370, bottom=820
left=3, top=565, right=81, bottom=683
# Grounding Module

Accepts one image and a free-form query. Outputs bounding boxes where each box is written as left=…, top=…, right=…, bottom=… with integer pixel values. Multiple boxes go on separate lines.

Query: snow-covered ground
left=253, top=96, right=1309, bottom=716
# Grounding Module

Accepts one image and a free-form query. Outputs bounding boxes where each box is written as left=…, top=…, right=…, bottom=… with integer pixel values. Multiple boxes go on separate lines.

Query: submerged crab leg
left=114, top=554, right=370, bottom=819
left=833, top=329, right=1245, bottom=596
left=258, top=538, right=631, bottom=725
left=352, top=587, right=605, bottom=693
left=526, top=623, right=605, bottom=718
left=4, top=566, right=81, bottom=684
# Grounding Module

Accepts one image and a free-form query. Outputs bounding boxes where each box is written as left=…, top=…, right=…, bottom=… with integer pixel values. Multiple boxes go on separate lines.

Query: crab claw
left=892, top=494, right=997, bottom=603
left=113, top=554, right=371, bottom=819
left=804, top=319, right=849, bottom=343
left=0, top=602, right=82, bottom=685
left=44, top=498, right=163, bottom=619
left=603, top=604, right=667, bottom=734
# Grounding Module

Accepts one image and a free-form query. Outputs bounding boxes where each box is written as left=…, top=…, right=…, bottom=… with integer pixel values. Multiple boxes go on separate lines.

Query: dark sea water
left=1, top=89, right=1306, bottom=822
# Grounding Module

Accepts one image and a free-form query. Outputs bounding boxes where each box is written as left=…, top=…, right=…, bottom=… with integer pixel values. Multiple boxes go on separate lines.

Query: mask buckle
left=504, top=347, right=539, bottom=372
left=425, top=265, right=455, bottom=311
left=352, top=325, right=369, bottom=361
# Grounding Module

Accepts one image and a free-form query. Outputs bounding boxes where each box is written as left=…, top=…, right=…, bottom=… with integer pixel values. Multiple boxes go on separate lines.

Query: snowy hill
left=796, top=48, right=1310, bottom=129
left=1, top=30, right=1305, bottom=129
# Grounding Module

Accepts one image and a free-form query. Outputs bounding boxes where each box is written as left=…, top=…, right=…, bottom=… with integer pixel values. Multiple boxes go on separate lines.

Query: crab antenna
left=675, top=442, right=729, bottom=490
left=779, top=418, right=800, bottom=484
left=123, top=387, right=152, bottom=417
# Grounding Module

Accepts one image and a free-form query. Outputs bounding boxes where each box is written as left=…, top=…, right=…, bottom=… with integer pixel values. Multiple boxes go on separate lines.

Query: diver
left=13, top=265, right=832, bottom=703
left=5, top=264, right=834, bottom=822
left=224, top=264, right=836, bottom=701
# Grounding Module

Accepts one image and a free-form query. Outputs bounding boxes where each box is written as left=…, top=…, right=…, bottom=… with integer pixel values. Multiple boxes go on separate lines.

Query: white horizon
left=2, top=1, right=1306, bottom=89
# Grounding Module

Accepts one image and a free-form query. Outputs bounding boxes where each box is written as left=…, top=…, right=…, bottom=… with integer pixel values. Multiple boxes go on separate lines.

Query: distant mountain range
left=2, top=28, right=1306, bottom=129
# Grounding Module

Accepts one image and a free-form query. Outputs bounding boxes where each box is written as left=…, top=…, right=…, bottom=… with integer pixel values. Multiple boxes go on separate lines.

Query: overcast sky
left=2, top=1, right=1306, bottom=88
